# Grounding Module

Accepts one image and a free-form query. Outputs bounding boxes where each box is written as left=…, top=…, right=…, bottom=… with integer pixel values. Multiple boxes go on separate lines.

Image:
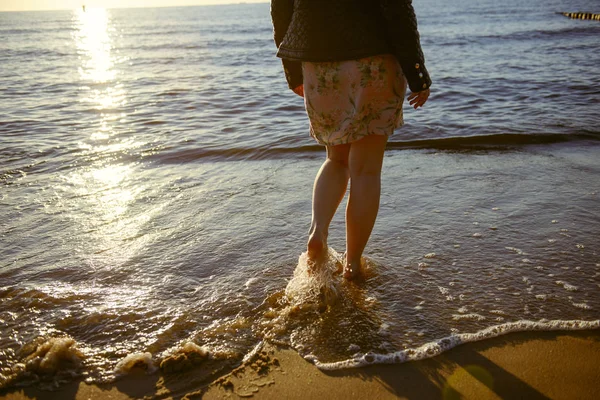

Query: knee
left=347, top=136, right=387, bottom=178
left=325, top=143, right=350, bottom=168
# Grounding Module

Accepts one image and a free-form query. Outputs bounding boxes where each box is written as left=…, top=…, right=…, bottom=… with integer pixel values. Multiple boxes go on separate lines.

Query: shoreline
left=2, top=329, right=599, bottom=399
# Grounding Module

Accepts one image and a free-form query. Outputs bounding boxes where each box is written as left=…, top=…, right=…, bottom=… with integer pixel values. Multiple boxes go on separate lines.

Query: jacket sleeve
left=271, top=0, right=303, bottom=90
left=379, top=0, right=432, bottom=93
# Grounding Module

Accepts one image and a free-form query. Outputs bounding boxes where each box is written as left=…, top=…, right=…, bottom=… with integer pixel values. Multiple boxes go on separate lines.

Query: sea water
left=1, top=0, right=599, bottom=390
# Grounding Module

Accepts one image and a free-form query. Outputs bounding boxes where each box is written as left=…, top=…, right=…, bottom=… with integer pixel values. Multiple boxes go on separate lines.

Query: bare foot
left=343, top=260, right=361, bottom=280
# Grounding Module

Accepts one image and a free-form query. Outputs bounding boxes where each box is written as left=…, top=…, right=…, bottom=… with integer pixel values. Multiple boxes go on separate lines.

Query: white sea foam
left=378, top=323, right=390, bottom=335
left=348, top=344, right=360, bottom=353
left=556, top=281, right=578, bottom=292
left=1, top=336, right=86, bottom=389
left=309, top=319, right=600, bottom=370
left=284, top=248, right=342, bottom=309
left=242, top=341, right=264, bottom=363
left=572, top=302, right=592, bottom=310
left=114, top=352, right=157, bottom=376
left=506, top=247, right=525, bottom=255
left=244, top=277, right=259, bottom=288
left=23, top=337, right=84, bottom=375
left=452, top=313, right=486, bottom=321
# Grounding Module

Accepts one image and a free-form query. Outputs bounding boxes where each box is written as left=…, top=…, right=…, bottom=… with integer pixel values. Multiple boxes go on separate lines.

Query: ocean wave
left=474, top=23, right=600, bottom=42
left=0, top=28, right=44, bottom=34
left=309, top=319, right=600, bottom=370
left=1, top=131, right=598, bottom=174
left=388, top=132, right=600, bottom=150
left=2, top=48, right=74, bottom=58
left=144, top=132, right=600, bottom=163
left=145, top=143, right=323, bottom=163
left=120, top=42, right=207, bottom=51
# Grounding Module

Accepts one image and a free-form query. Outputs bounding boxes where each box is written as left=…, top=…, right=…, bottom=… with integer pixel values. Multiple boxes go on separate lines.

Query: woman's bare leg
left=307, top=143, right=351, bottom=261
left=344, top=134, right=388, bottom=279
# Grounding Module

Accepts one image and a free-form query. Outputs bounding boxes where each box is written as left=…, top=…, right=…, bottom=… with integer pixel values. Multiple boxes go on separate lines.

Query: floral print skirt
left=302, top=54, right=407, bottom=146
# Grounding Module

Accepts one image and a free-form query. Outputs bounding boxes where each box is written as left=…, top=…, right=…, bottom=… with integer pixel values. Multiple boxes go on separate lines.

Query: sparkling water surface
left=1, top=0, right=599, bottom=389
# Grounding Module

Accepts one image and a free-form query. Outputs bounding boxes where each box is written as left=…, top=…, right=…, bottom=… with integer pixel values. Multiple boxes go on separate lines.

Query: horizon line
left=0, top=1, right=269, bottom=13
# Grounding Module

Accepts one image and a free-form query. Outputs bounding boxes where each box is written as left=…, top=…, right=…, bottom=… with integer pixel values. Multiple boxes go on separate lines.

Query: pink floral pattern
left=302, top=54, right=407, bottom=146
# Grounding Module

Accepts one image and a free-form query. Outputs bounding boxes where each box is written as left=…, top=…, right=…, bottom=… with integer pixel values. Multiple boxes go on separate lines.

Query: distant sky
left=0, top=0, right=269, bottom=12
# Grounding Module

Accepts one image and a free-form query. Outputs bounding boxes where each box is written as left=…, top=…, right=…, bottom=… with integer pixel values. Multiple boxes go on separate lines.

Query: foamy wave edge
left=307, top=319, right=600, bottom=370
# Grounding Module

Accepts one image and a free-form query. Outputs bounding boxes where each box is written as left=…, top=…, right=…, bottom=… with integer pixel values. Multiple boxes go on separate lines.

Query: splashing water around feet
left=285, top=248, right=344, bottom=312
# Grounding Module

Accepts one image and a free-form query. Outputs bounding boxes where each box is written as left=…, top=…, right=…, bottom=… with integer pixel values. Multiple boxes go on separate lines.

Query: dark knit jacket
left=270, top=0, right=432, bottom=93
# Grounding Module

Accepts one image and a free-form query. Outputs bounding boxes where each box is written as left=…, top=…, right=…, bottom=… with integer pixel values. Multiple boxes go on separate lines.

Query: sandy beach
left=2, top=329, right=598, bottom=400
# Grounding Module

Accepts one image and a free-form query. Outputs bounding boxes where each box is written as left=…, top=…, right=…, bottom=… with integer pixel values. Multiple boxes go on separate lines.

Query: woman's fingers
left=408, top=89, right=430, bottom=109
left=409, top=94, right=424, bottom=108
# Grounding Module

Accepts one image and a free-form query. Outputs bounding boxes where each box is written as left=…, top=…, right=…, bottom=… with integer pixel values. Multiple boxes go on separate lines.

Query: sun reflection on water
left=67, top=7, right=152, bottom=275
left=63, top=163, right=136, bottom=222
left=74, top=7, right=115, bottom=83
left=73, top=7, right=127, bottom=113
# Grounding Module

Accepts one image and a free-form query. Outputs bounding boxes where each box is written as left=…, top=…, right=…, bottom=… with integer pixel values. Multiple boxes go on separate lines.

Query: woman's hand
left=407, top=88, right=430, bottom=109
left=293, top=84, right=304, bottom=98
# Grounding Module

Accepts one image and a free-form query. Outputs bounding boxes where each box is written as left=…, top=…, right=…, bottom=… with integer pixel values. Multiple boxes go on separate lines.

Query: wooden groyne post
left=559, top=12, right=600, bottom=20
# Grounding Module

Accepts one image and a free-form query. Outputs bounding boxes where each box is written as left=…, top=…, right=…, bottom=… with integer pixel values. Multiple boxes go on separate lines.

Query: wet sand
left=2, top=330, right=599, bottom=400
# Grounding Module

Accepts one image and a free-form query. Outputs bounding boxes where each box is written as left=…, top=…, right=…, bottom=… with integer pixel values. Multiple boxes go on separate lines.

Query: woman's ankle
left=307, top=228, right=327, bottom=260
